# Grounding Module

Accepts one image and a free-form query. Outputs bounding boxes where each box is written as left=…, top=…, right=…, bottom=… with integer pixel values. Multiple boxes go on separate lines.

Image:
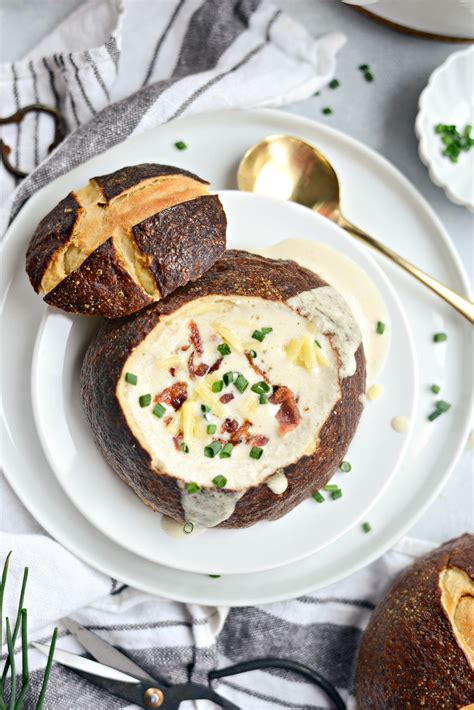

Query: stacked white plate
left=1, top=109, right=471, bottom=604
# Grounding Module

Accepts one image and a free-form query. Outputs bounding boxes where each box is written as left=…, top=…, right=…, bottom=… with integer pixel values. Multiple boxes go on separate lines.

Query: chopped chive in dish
left=212, top=474, right=227, bottom=488
left=207, top=424, right=217, bottom=435
left=251, top=381, right=271, bottom=395
left=431, top=384, right=441, bottom=394
left=153, top=403, right=166, bottom=418
left=183, top=521, right=194, bottom=534
left=181, top=442, right=190, bottom=453
left=364, top=71, right=374, bottom=82
left=186, top=482, right=200, bottom=494
left=220, top=443, right=234, bottom=459
left=139, top=394, right=152, bottom=408
left=331, top=489, right=343, bottom=500
left=259, top=394, right=268, bottom=405
left=234, top=373, right=249, bottom=393
left=323, top=484, right=339, bottom=492
left=315, top=339, right=322, bottom=349
left=217, top=342, right=231, bottom=356
left=250, top=446, right=263, bottom=460
left=204, top=441, right=222, bottom=458
left=376, top=321, right=385, bottom=335
left=433, top=332, right=447, bottom=342
left=427, top=410, right=442, bottom=422
left=175, top=140, right=187, bottom=150
left=436, top=400, right=451, bottom=412
left=322, top=107, right=333, bottom=115
left=125, top=372, right=137, bottom=385
left=339, top=461, right=351, bottom=473
left=434, top=123, right=474, bottom=163
left=329, top=79, right=340, bottom=89
left=312, top=491, right=325, bottom=503
left=212, top=380, right=224, bottom=393
left=362, top=521, right=372, bottom=533
left=223, top=371, right=234, bottom=386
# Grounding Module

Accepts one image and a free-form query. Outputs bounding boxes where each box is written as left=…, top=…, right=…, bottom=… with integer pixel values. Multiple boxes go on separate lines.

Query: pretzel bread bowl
left=26, top=164, right=226, bottom=318
left=81, top=250, right=366, bottom=529
left=356, top=533, right=474, bottom=709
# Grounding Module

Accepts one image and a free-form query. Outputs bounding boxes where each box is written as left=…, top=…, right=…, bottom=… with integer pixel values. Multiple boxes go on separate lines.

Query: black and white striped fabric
left=0, top=1, right=431, bottom=707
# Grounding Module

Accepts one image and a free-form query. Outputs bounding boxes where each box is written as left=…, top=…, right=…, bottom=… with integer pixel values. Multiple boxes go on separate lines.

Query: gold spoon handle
left=336, top=213, right=474, bottom=324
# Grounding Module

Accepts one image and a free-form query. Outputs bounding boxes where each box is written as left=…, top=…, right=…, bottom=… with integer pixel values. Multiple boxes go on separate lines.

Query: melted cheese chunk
left=117, top=295, right=344, bottom=492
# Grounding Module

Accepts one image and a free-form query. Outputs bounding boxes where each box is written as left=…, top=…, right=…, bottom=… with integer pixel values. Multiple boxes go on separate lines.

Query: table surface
left=0, top=0, right=472, bottom=543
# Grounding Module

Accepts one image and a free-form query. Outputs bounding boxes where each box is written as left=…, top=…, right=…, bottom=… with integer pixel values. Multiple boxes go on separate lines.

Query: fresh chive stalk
left=34, top=626, right=58, bottom=710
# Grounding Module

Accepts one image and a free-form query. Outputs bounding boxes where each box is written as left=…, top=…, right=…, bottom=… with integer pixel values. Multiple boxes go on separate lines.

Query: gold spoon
left=237, top=134, right=473, bottom=323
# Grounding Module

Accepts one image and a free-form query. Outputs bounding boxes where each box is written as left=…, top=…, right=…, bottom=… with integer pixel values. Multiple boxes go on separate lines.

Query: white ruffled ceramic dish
left=416, top=47, right=474, bottom=212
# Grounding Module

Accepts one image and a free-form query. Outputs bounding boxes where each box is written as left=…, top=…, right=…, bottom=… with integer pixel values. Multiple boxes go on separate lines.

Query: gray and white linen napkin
left=0, top=1, right=433, bottom=707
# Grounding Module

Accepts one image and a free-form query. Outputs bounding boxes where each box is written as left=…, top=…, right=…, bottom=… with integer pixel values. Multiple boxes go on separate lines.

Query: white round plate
left=31, top=191, right=416, bottom=575
left=1, top=109, right=471, bottom=603
left=416, top=47, right=474, bottom=212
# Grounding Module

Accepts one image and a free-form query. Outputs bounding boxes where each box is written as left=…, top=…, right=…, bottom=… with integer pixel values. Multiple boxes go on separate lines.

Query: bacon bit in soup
left=169, top=367, right=176, bottom=377
left=156, top=381, right=188, bottom=410
left=188, top=352, right=209, bottom=379
left=208, top=356, right=223, bottom=374
left=270, top=386, right=302, bottom=436
left=163, top=416, right=173, bottom=427
left=230, top=420, right=252, bottom=445
left=222, top=418, right=239, bottom=434
left=180, top=344, right=190, bottom=351
left=189, top=320, right=203, bottom=354
left=220, top=393, right=234, bottom=404
left=172, top=433, right=183, bottom=451
left=245, top=352, right=270, bottom=383
left=252, top=434, right=269, bottom=447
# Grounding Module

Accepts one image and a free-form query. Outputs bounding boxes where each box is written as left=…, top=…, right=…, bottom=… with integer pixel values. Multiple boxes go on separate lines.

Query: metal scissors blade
left=32, top=642, right=139, bottom=684
left=61, top=617, right=154, bottom=682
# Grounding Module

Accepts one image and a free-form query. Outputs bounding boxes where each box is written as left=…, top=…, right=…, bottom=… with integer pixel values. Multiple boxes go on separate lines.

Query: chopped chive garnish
left=376, top=321, right=385, bottom=335
left=322, top=107, right=333, bottom=115
left=252, top=329, right=265, bottom=342
left=434, top=123, right=474, bottom=163
left=220, top=443, right=234, bottom=459
left=362, top=521, right=371, bottom=533
left=433, top=332, right=447, bottom=342
left=183, top=521, right=194, bottom=534
left=358, top=64, right=369, bottom=71
left=204, top=441, right=222, bottom=458
left=125, top=372, right=137, bottom=385
left=153, top=403, right=166, bottom=418
left=181, top=442, right=190, bottom=453
left=323, top=484, right=339, bottom=492
left=312, top=491, right=325, bottom=503
left=212, top=474, right=227, bottom=488
left=186, top=482, right=200, bottom=494
left=223, top=371, right=235, bottom=386
left=207, top=424, right=217, bottom=435
left=436, top=400, right=451, bottom=412
left=431, top=384, right=441, bottom=394
left=175, top=140, right=187, bottom=150
left=364, top=71, right=374, bottom=82
left=329, top=79, right=340, bottom=89
left=217, top=343, right=231, bottom=356
left=261, top=327, right=273, bottom=335
left=331, top=489, right=343, bottom=500
left=428, top=410, right=442, bottom=421
left=209, top=574, right=221, bottom=578
left=251, top=381, right=270, bottom=395
left=139, top=394, right=152, bottom=408
left=212, top=380, right=224, bottom=393
left=201, top=404, right=211, bottom=413
left=250, top=446, right=263, bottom=460
left=234, top=373, right=249, bottom=393
left=339, top=461, right=351, bottom=473
left=259, top=394, right=268, bottom=405
left=315, top=340, right=322, bottom=349
left=248, top=349, right=257, bottom=359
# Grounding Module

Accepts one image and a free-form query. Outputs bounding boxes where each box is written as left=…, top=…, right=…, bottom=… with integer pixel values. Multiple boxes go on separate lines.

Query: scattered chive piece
left=250, top=446, right=263, bottom=460
left=329, top=79, right=340, bottom=89
left=153, top=403, right=166, bottom=418
left=223, top=371, right=235, bottom=386
left=339, top=461, right=351, bottom=473
left=183, top=521, right=194, bottom=534
left=204, top=441, right=222, bottom=458
left=234, top=373, right=249, bottom=393
left=175, top=140, right=187, bottom=150
left=436, top=400, right=451, bottom=412
left=358, top=63, right=369, bottom=71
left=212, top=380, right=224, bottom=393
left=259, top=394, right=268, bottom=405
left=252, top=329, right=265, bottom=342
left=212, top=474, right=227, bottom=488
left=322, top=107, right=333, bottom=115
left=261, top=327, right=273, bottom=335
left=186, top=482, right=200, bottom=494
left=139, top=394, right=152, bottom=408
left=209, top=574, right=221, bottom=578
left=315, top=339, right=322, bottom=349
left=251, top=381, right=270, bottom=395
left=431, top=384, right=441, bottom=394
left=364, top=71, right=374, bottom=82
left=181, top=442, right=190, bottom=453
left=428, top=409, right=442, bottom=421
left=220, top=443, right=234, bottom=459
left=217, top=342, right=231, bottom=356
left=362, top=521, right=371, bottom=533
left=376, top=321, right=385, bottom=335
left=248, top=349, right=257, bottom=359
left=433, top=332, right=447, bottom=342
left=331, top=489, right=343, bottom=500
left=207, top=424, right=217, bottom=435
left=323, top=484, right=339, bottom=492
left=125, top=372, right=137, bottom=385
left=312, top=491, right=325, bottom=503
left=201, top=404, right=211, bottom=413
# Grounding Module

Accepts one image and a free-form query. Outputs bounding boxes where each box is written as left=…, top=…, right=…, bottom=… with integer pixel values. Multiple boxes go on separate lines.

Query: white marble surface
left=0, top=0, right=472, bottom=543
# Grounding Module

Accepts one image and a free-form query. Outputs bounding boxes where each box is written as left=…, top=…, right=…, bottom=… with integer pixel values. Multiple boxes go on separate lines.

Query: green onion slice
left=204, top=441, right=222, bottom=458
left=323, top=484, right=339, bottom=492
left=339, top=461, right=351, bottom=473
left=175, top=140, right=187, bottom=150
left=312, top=491, right=324, bottom=503
left=212, top=474, right=227, bottom=488
left=433, top=332, right=447, bottom=342
left=252, top=330, right=265, bottom=342
left=234, top=373, right=249, bottom=393
left=207, top=424, right=217, bottom=435
left=139, top=394, right=152, bottom=408
left=315, top=340, right=322, bottom=349
left=331, top=489, right=343, bottom=500
left=376, top=321, right=385, bottom=335
left=220, top=443, right=234, bottom=459
left=153, top=403, right=166, bottom=418
left=201, top=404, right=211, bottom=413
left=362, top=521, right=371, bottom=533
left=223, top=371, right=235, bottom=386
left=125, top=372, right=137, bottom=385
left=181, top=442, right=190, bottom=453
left=436, top=400, right=451, bottom=412
left=259, top=394, right=268, bottom=405
left=212, top=380, right=224, bottom=393
left=431, top=384, right=441, bottom=394
left=183, top=521, right=194, bottom=534
left=217, top=343, right=231, bottom=356
left=248, top=350, right=257, bottom=359
left=186, top=482, right=200, bottom=494
left=249, top=446, right=263, bottom=460
left=329, top=79, right=340, bottom=89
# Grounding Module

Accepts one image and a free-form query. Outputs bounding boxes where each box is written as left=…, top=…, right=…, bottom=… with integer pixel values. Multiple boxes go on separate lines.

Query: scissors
left=33, top=617, right=346, bottom=709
